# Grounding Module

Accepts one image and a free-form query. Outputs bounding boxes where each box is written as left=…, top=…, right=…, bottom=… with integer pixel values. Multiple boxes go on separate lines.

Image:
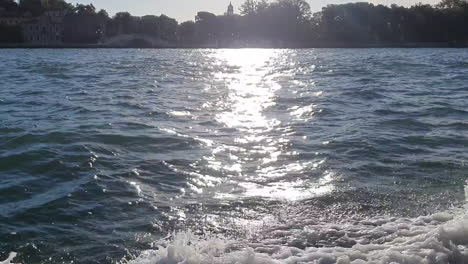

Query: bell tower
left=227, top=2, right=234, bottom=16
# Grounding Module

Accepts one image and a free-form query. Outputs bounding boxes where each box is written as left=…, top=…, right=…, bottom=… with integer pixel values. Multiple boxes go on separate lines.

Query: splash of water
left=128, top=183, right=468, bottom=264
left=0, top=253, right=18, bottom=264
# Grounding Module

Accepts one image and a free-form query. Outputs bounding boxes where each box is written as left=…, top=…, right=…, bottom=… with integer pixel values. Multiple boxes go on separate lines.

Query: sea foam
left=0, top=253, right=17, bottom=264
left=128, top=184, right=468, bottom=264
left=4, top=186, right=468, bottom=264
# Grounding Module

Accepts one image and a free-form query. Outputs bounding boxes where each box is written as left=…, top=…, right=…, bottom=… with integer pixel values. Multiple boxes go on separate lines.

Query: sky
left=71, top=0, right=440, bottom=23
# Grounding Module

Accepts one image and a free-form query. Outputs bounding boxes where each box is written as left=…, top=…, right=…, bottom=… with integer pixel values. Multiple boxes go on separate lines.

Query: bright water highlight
left=0, top=49, right=467, bottom=263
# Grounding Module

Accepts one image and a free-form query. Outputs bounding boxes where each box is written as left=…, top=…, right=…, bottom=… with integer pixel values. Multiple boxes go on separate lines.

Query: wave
left=126, top=184, right=468, bottom=264
left=0, top=253, right=17, bottom=264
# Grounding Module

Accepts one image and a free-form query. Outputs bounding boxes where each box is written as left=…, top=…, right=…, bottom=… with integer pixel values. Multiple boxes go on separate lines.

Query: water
left=0, top=49, right=467, bottom=264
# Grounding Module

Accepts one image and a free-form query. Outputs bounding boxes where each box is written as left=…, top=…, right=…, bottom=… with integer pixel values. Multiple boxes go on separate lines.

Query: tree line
left=0, top=0, right=467, bottom=46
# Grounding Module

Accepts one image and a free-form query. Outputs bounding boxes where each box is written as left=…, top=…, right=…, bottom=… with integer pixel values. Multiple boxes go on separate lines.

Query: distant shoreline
left=1, top=42, right=467, bottom=49
left=2, top=0, right=468, bottom=53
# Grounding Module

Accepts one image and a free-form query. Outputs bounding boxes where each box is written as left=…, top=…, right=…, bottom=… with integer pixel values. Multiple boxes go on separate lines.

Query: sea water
left=0, top=49, right=467, bottom=264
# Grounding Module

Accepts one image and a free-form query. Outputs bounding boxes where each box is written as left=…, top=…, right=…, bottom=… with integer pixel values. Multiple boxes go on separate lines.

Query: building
left=0, top=11, right=31, bottom=26
left=226, top=2, right=234, bottom=16
left=22, top=11, right=66, bottom=45
left=0, top=16, right=26, bottom=26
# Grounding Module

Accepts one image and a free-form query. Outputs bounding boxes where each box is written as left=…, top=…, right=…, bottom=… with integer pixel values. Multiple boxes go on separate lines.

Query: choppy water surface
left=0, top=49, right=467, bottom=264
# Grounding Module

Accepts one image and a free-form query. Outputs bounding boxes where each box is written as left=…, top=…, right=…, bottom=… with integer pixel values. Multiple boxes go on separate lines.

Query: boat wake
left=0, top=253, right=17, bottom=264
left=127, top=185, right=468, bottom=264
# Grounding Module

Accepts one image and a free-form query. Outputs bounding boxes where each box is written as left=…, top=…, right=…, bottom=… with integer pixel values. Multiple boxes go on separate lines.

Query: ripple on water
left=0, top=49, right=467, bottom=263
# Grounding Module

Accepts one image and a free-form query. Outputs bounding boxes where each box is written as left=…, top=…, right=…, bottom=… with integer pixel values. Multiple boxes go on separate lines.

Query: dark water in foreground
left=0, top=49, right=467, bottom=264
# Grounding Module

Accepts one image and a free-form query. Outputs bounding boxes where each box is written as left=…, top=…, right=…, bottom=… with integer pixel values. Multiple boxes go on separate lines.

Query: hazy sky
left=72, top=0, right=440, bottom=22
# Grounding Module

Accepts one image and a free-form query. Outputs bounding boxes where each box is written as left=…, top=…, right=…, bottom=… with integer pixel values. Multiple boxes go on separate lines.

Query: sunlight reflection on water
left=2, top=49, right=468, bottom=263
left=192, top=49, right=336, bottom=201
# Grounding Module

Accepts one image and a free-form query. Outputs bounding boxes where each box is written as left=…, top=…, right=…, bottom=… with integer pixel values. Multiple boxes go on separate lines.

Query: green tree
left=156, top=15, right=178, bottom=41
left=140, top=15, right=159, bottom=35
left=74, top=3, right=95, bottom=15
left=436, top=0, right=468, bottom=9
left=19, top=0, right=45, bottom=16
left=239, top=0, right=257, bottom=15
left=45, top=0, right=73, bottom=11
left=97, top=9, right=109, bottom=20
left=239, top=0, right=269, bottom=15
left=195, top=11, right=219, bottom=42
left=19, top=0, right=72, bottom=15
left=113, top=12, right=138, bottom=34
left=178, top=20, right=197, bottom=44
left=63, top=3, right=105, bottom=43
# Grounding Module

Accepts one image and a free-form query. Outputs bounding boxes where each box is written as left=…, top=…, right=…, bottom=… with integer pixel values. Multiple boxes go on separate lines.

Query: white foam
left=0, top=252, right=18, bottom=264
left=126, top=231, right=280, bottom=264
left=128, top=206, right=468, bottom=264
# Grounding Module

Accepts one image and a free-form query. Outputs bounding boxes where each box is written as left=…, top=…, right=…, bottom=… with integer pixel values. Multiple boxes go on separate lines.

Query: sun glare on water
left=195, top=49, right=335, bottom=201
left=215, top=49, right=280, bottom=132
